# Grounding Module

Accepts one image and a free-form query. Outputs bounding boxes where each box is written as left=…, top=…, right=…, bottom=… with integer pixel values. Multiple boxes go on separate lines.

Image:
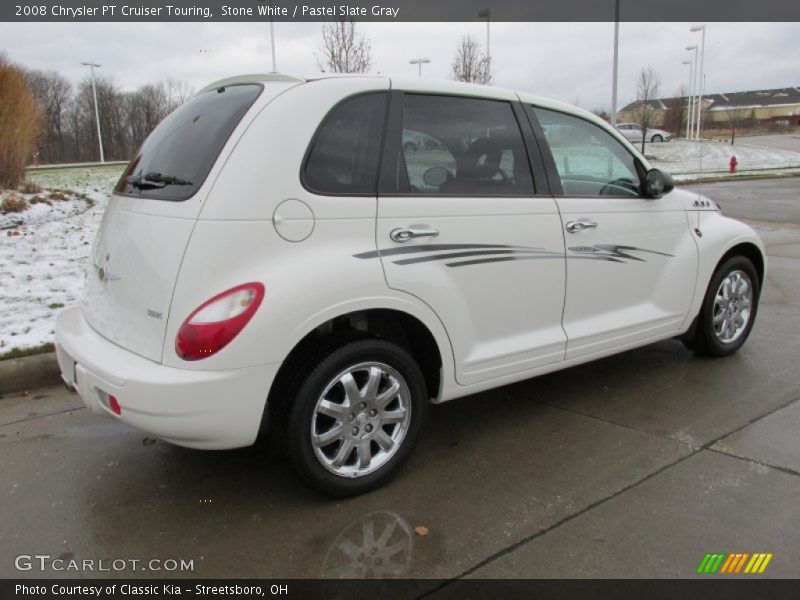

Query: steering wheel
left=598, top=178, right=637, bottom=197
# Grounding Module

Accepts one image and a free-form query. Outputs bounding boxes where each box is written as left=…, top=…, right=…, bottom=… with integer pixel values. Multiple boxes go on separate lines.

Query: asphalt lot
left=685, top=177, right=800, bottom=225
left=736, top=133, right=800, bottom=153
left=2, top=178, right=799, bottom=582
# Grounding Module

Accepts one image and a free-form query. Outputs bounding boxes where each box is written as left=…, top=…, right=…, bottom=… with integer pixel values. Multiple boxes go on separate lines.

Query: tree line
left=22, top=65, right=192, bottom=165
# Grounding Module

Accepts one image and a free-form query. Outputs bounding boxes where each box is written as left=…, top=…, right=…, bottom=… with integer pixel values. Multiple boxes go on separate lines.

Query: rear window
left=115, top=83, right=263, bottom=201
left=302, top=92, right=388, bottom=195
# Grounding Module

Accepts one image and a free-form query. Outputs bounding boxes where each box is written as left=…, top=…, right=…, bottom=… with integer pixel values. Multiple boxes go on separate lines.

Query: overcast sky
left=1, top=21, right=798, bottom=110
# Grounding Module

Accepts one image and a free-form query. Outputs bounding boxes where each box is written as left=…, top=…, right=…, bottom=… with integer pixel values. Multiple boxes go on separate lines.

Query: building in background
left=617, top=87, right=800, bottom=135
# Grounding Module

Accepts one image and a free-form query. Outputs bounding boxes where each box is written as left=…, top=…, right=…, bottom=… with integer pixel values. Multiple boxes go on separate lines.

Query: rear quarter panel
left=163, top=78, right=456, bottom=388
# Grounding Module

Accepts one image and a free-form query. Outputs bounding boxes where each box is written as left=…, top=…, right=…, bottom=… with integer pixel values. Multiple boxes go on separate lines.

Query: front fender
left=682, top=211, right=766, bottom=330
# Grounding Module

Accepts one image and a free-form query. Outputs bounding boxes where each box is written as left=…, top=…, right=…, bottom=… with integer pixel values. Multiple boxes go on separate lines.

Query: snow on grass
left=0, top=165, right=124, bottom=357
left=648, top=139, right=800, bottom=179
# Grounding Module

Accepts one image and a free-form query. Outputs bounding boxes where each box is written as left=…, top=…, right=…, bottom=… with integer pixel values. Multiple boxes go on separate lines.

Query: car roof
left=200, top=72, right=581, bottom=113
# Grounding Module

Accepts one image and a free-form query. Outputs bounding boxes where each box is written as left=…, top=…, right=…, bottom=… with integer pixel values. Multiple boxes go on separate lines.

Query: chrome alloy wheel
left=311, top=362, right=412, bottom=478
left=713, top=269, right=754, bottom=344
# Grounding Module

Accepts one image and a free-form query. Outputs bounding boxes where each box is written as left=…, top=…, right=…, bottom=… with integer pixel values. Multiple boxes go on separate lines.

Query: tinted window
left=395, top=94, right=533, bottom=196
left=115, top=84, right=262, bottom=202
left=303, top=93, right=388, bottom=195
left=533, top=107, right=642, bottom=198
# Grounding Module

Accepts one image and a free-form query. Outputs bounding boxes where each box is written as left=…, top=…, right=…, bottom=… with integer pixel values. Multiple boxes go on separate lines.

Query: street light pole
left=610, top=0, right=620, bottom=126
left=81, top=61, right=104, bottom=163
left=690, top=25, right=706, bottom=140
left=477, top=8, right=491, bottom=66
left=682, top=60, right=693, bottom=140
left=269, top=1, right=277, bottom=72
left=685, top=45, right=698, bottom=139
left=409, top=58, right=430, bottom=77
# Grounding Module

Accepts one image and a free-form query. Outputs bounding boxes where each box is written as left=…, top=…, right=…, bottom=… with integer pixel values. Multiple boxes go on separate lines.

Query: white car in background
left=56, top=74, right=764, bottom=496
left=616, top=122, right=672, bottom=143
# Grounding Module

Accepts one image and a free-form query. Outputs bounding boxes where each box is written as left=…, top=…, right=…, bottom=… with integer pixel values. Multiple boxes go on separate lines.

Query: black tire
left=682, top=255, right=760, bottom=357
left=287, top=338, right=428, bottom=497
left=652, top=134, right=664, bottom=143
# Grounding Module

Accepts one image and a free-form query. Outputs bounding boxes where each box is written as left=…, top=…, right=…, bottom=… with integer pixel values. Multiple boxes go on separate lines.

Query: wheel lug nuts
left=352, top=427, right=359, bottom=435
left=348, top=414, right=355, bottom=421
left=360, top=402, right=367, bottom=409
left=369, top=409, right=377, bottom=417
left=365, top=424, right=373, bottom=433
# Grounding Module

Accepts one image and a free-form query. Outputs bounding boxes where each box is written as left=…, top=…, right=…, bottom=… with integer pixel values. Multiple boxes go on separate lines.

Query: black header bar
left=3, top=0, right=800, bottom=23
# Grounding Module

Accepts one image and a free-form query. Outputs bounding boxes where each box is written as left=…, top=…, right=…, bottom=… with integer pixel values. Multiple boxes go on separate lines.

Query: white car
left=55, top=74, right=764, bottom=496
left=616, top=122, right=672, bottom=143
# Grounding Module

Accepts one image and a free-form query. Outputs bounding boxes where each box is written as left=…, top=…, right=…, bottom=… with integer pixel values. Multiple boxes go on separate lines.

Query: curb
left=0, top=352, right=62, bottom=396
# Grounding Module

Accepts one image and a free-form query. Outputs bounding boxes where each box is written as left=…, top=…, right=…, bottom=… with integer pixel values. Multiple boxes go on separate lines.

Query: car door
left=372, top=91, right=567, bottom=386
left=527, top=106, right=698, bottom=360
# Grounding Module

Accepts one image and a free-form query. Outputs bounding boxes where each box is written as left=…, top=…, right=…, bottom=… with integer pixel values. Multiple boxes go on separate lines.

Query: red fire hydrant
left=729, top=156, right=738, bottom=173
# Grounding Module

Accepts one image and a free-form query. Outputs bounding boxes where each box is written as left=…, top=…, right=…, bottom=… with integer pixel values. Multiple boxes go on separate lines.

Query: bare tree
left=23, top=68, right=72, bottom=163
left=721, top=93, right=753, bottom=145
left=316, top=20, right=373, bottom=74
left=633, top=66, right=661, bottom=154
left=450, top=35, right=492, bottom=84
left=662, top=85, right=688, bottom=138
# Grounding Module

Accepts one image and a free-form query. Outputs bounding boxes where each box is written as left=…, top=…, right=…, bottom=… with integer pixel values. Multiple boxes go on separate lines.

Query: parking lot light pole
left=691, top=25, right=707, bottom=140
left=610, top=0, right=620, bottom=126
left=685, top=45, right=698, bottom=139
left=81, top=61, right=105, bottom=163
left=477, top=9, right=491, bottom=67
left=682, top=60, right=694, bottom=140
left=409, top=58, right=430, bottom=77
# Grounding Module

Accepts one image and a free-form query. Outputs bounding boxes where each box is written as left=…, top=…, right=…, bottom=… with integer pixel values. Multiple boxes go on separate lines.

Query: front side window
left=395, top=94, right=534, bottom=196
left=532, top=107, right=642, bottom=198
left=303, top=92, right=388, bottom=195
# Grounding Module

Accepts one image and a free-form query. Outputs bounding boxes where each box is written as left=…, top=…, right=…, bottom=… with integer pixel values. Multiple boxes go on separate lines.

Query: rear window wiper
left=125, top=172, right=193, bottom=190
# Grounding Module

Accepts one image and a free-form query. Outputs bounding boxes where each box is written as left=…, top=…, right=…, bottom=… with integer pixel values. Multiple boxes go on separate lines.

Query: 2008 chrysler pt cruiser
left=56, top=74, right=765, bottom=496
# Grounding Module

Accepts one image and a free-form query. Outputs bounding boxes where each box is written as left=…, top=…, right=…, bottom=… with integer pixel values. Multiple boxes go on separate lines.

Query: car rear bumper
left=55, top=306, right=280, bottom=450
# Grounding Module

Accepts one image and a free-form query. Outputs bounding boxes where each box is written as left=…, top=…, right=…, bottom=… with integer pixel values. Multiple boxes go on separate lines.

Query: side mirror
left=644, top=168, right=674, bottom=199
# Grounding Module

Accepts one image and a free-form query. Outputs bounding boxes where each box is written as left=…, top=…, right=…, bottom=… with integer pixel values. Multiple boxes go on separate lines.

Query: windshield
left=115, top=83, right=262, bottom=201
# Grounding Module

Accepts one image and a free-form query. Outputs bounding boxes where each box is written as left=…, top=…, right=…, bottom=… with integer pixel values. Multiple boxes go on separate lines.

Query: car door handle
left=390, top=226, right=440, bottom=243
left=565, top=219, right=598, bottom=233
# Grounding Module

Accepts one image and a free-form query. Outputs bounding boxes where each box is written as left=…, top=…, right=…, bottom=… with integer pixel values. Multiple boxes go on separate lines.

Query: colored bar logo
left=696, top=552, right=773, bottom=574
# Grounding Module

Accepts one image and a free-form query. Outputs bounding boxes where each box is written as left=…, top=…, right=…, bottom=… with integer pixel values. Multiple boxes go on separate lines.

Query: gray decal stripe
left=353, top=244, right=541, bottom=259
left=447, top=255, right=564, bottom=267
left=393, top=248, right=562, bottom=265
left=447, top=254, right=624, bottom=267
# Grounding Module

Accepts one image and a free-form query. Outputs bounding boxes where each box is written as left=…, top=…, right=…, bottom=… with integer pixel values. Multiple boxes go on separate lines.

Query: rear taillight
left=175, top=283, right=265, bottom=361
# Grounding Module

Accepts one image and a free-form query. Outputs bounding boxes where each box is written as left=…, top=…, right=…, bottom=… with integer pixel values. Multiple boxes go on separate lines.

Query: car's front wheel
left=682, top=255, right=760, bottom=357
left=287, top=338, right=428, bottom=497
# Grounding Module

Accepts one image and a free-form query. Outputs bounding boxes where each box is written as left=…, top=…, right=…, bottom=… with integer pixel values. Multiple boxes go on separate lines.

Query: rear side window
left=115, top=84, right=262, bottom=201
left=303, top=92, right=388, bottom=195
left=394, top=94, right=534, bottom=196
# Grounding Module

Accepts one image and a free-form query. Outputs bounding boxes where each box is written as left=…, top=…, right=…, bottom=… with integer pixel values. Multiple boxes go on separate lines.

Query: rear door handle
left=565, top=219, right=597, bottom=233
left=390, top=226, right=440, bottom=243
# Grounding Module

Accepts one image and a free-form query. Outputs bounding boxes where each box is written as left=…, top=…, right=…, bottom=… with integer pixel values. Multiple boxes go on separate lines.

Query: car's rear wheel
left=682, top=255, right=760, bottom=357
left=287, top=338, right=428, bottom=497
left=651, top=134, right=664, bottom=143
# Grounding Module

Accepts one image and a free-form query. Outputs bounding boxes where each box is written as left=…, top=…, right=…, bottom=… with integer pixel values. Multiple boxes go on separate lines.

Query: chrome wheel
left=311, top=362, right=412, bottom=478
left=713, top=269, right=753, bottom=344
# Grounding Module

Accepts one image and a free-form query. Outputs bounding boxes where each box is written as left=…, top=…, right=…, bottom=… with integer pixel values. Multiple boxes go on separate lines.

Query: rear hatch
left=82, top=80, right=295, bottom=362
